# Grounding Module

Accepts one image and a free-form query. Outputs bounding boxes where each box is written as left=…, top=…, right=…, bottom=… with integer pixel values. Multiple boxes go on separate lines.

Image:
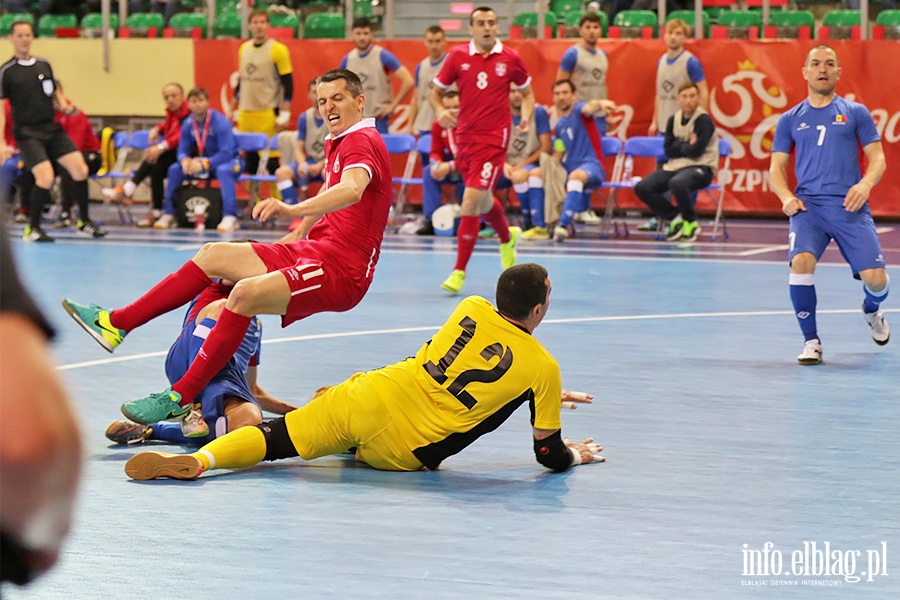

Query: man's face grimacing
left=317, top=78, right=365, bottom=135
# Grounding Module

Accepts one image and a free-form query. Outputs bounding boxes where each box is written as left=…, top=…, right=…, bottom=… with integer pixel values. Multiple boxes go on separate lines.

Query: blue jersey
left=772, top=96, right=880, bottom=201
left=555, top=102, right=606, bottom=172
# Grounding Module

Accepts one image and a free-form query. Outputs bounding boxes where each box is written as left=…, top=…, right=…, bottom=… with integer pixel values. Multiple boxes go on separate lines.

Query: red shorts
left=250, top=240, right=370, bottom=327
left=455, top=143, right=505, bottom=191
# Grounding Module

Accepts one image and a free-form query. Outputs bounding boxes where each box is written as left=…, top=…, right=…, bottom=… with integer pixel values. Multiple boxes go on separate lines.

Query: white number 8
left=476, top=72, right=489, bottom=90
left=481, top=162, right=493, bottom=179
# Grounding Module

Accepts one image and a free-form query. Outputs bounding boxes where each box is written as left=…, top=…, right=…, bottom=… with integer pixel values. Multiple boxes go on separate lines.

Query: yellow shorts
left=284, top=372, right=424, bottom=471
left=237, top=109, right=277, bottom=138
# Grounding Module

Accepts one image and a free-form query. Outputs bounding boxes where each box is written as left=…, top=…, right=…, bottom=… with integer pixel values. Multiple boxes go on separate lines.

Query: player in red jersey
left=430, top=6, right=534, bottom=294
left=61, top=69, right=393, bottom=430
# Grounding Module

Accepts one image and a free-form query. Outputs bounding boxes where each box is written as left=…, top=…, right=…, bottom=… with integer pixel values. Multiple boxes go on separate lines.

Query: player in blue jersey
left=550, top=80, right=615, bottom=243
left=769, top=45, right=889, bottom=365
left=104, top=280, right=296, bottom=445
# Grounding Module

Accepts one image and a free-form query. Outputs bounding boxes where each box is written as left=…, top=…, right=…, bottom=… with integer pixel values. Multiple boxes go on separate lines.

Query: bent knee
left=860, top=268, right=888, bottom=291
left=790, top=252, right=817, bottom=274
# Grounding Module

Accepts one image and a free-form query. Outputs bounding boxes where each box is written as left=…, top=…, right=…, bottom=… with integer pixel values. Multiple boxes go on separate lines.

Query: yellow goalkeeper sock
left=190, top=425, right=267, bottom=472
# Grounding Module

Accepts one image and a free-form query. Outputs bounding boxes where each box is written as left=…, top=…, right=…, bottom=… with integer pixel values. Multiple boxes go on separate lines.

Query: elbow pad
left=534, top=431, right=574, bottom=472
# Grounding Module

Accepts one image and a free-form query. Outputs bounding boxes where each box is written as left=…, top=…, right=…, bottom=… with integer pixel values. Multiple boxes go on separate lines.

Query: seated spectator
left=153, top=87, right=242, bottom=232
left=274, top=79, right=327, bottom=207
left=102, top=83, right=189, bottom=227
left=495, top=86, right=551, bottom=239
left=53, top=81, right=102, bottom=230
left=550, top=80, right=616, bottom=243
left=634, top=81, right=717, bottom=243
left=418, top=91, right=464, bottom=236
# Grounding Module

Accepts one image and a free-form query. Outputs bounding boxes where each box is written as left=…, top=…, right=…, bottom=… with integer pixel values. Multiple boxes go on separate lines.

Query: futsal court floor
left=5, top=215, right=899, bottom=599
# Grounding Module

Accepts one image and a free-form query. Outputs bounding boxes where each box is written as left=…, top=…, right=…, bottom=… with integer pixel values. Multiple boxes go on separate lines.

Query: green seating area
left=38, top=14, right=77, bottom=37
left=303, top=12, right=344, bottom=39
left=667, top=9, right=711, bottom=38
left=612, top=10, right=658, bottom=38
left=875, top=8, right=900, bottom=38
left=766, top=10, right=815, bottom=39
left=512, top=11, right=560, bottom=38
left=714, top=10, right=761, bottom=38
left=168, top=12, right=207, bottom=37
left=124, top=12, right=165, bottom=37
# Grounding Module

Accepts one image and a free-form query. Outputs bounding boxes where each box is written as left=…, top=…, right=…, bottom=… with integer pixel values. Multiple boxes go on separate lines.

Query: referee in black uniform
left=0, top=20, right=105, bottom=242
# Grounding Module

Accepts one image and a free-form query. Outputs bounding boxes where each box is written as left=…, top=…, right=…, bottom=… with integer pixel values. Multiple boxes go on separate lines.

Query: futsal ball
left=432, top=204, right=461, bottom=237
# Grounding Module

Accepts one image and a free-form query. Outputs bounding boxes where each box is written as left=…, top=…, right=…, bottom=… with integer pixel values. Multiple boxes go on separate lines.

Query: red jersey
left=55, top=105, right=100, bottom=152
left=434, top=40, right=531, bottom=149
left=158, top=102, right=190, bottom=150
left=308, top=118, right=392, bottom=279
left=3, top=99, right=14, bottom=148
left=429, top=119, right=457, bottom=163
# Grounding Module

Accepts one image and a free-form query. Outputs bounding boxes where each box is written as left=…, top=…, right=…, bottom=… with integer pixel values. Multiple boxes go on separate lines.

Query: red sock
left=110, top=261, right=211, bottom=332
left=455, top=215, right=481, bottom=272
left=481, top=197, right=511, bottom=244
left=172, top=308, right=252, bottom=406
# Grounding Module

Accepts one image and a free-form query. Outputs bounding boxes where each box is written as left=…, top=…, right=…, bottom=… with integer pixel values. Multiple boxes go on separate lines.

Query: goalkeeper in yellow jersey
left=125, top=263, right=604, bottom=480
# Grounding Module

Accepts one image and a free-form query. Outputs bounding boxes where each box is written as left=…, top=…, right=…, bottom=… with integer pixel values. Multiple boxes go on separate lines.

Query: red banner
left=195, top=39, right=900, bottom=217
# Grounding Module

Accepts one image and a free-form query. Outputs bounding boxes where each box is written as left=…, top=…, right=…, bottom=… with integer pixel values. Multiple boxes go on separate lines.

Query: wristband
left=569, top=447, right=583, bottom=466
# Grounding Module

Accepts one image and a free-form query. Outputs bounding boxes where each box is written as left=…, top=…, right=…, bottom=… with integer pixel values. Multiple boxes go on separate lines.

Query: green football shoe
left=121, top=388, right=190, bottom=425
left=61, top=299, right=126, bottom=353
left=499, top=226, right=521, bottom=270
left=441, top=269, right=466, bottom=294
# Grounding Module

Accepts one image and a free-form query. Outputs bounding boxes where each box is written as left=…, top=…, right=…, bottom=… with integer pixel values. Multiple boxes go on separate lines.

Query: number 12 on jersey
left=423, top=316, right=513, bottom=409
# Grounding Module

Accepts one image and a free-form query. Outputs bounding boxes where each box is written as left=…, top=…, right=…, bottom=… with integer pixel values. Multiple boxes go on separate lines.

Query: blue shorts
left=165, top=316, right=261, bottom=437
left=566, top=161, right=605, bottom=190
left=789, top=198, right=886, bottom=279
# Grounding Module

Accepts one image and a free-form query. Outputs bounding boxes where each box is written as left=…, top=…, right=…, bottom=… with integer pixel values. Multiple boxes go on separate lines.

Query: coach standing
left=0, top=20, right=105, bottom=242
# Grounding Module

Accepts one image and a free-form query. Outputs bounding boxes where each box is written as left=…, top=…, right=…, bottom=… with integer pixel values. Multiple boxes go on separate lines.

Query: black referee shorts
left=13, top=123, right=78, bottom=171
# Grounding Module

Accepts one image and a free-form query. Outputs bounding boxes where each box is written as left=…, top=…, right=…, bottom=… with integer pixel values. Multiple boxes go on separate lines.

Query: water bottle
left=623, top=156, right=634, bottom=185
left=194, top=204, right=206, bottom=232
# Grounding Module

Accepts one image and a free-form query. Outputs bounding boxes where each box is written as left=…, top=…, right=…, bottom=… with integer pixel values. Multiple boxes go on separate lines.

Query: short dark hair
left=443, top=90, right=460, bottom=101
left=10, top=20, right=33, bottom=34
left=470, top=6, right=496, bottom=25
left=496, top=263, right=549, bottom=322
left=805, top=44, right=839, bottom=66
left=552, top=79, right=576, bottom=93
left=248, top=9, right=269, bottom=24
left=308, top=77, right=320, bottom=90
left=163, top=82, right=185, bottom=94
left=187, top=87, right=209, bottom=101
left=579, top=12, right=602, bottom=28
left=677, top=81, right=698, bottom=94
left=425, top=25, right=445, bottom=36
left=319, top=69, right=364, bottom=98
left=352, top=17, right=372, bottom=30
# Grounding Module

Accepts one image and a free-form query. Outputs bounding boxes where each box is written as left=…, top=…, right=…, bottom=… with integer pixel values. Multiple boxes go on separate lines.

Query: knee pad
left=256, top=417, right=299, bottom=462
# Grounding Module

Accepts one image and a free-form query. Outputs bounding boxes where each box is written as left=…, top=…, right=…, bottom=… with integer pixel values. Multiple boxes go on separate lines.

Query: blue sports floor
left=5, top=218, right=899, bottom=599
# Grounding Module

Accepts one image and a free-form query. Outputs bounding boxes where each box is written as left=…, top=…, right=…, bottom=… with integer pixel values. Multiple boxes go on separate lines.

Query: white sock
left=123, top=180, right=137, bottom=197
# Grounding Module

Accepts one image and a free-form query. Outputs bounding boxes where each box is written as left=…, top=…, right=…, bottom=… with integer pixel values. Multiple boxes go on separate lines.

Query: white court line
left=736, top=244, right=790, bottom=257
left=56, top=308, right=878, bottom=371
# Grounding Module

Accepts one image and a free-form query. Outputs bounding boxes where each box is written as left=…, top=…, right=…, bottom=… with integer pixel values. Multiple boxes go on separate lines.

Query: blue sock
left=789, top=274, right=818, bottom=341
left=559, top=190, right=583, bottom=227
left=514, top=184, right=532, bottom=230
left=279, top=184, right=297, bottom=205
left=863, top=275, right=889, bottom=313
left=148, top=422, right=209, bottom=446
left=529, top=176, right=545, bottom=228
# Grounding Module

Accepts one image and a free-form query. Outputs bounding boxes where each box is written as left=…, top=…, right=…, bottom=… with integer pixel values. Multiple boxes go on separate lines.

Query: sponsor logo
left=460, top=63, right=471, bottom=71
left=798, top=122, right=809, bottom=131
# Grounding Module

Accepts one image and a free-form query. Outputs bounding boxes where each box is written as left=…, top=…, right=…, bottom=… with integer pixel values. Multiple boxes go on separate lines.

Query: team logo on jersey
left=797, top=122, right=809, bottom=131
left=495, top=63, right=507, bottom=77
left=332, top=157, right=340, bottom=173
left=834, top=114, right=847, bottom=125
